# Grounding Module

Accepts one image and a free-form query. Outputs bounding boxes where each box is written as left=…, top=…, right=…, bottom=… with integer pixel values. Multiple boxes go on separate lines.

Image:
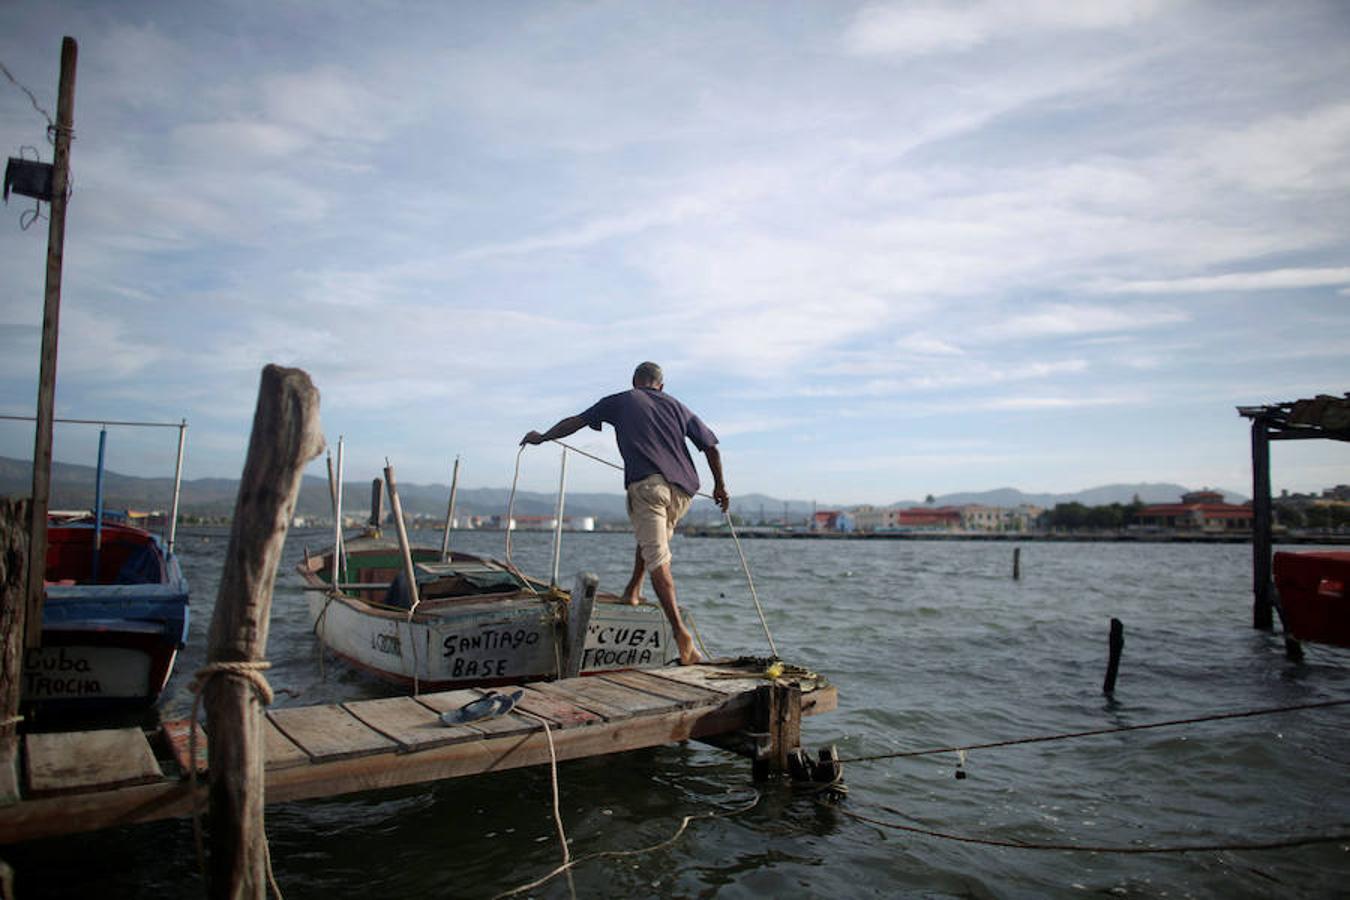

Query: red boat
left=1273, top=551, right=1350, bottom=647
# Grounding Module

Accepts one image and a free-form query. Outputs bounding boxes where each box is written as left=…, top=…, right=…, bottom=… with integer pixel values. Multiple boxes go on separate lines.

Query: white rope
left=506, top=445, right=525, bottom=564
left=545, top=439, right=780, bottom=658
left=505, top=710, right=577, bottom=900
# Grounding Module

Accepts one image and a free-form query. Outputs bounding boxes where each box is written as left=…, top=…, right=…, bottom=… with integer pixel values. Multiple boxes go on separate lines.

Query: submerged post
left=1251, top=416, right=1274, bottom=629
left=752, top=682, right=802, bottom=781
left=204, top=365, right=323, bottom=898
left=1012, top=547, right=1021, bottom=580
left=0, top=498, right=30, bottom=804
left=1103, top=618, right=1124, bottom=696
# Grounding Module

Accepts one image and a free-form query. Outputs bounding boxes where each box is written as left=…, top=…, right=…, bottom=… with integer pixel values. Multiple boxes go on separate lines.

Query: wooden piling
left=0, top=499, right=30, bottom=804
left=1013, top=547, right=1021, bottom=580
left=25, top=37, right=79, bottom=651
left=562, top=573, right=597, bottom=678
left=752, top=682, right=802, bottom=781
left=1251, top=416, right=1274, bottom=629
left=1103, top=618, right=1124, bottom=696
left=203, top=365, right=323, bottom=899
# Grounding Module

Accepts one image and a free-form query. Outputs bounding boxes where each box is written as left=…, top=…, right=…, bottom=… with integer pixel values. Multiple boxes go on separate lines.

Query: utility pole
left=25, top=37, right=78, bottom=648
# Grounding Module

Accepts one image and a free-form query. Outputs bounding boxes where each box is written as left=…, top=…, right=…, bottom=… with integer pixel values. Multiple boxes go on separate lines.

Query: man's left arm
left=703, top=445, right=729, bottom=512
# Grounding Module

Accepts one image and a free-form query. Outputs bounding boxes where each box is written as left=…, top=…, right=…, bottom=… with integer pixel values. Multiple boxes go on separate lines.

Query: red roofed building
left=1137, top=490, right=1252, bottom=532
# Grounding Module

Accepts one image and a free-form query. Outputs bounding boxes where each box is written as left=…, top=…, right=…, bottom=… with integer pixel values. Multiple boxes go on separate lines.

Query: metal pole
left=91, top=427, right=106, bottom=581
left=24, top=36, right=78, bottom=649
left=550, top=448, right=568, bottom=588
left=440, top=456, right=460, bottom=562
left=331, top=437, right=345, bottom=588
left=166, top=419, right=187, bottom=553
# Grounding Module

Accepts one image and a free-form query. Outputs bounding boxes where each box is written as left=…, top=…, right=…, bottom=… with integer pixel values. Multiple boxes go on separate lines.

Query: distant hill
left=0, top=456, right=1247, bottom=523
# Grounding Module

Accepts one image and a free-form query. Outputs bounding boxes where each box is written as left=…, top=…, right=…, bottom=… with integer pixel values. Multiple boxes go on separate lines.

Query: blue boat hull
left=23, top=520, right=190, bottom=711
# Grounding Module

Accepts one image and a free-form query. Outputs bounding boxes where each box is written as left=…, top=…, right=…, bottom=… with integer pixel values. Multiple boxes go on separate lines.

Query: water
left=8, top=529, right=1350, bottom=898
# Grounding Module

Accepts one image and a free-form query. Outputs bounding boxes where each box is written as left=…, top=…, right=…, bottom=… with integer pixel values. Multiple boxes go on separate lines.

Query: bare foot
left=676, top=632, right=705, bottom=665
left=621, top=593, right=645, bottom=606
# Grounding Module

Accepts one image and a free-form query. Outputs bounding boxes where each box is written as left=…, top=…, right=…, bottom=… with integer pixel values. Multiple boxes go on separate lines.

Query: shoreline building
left=1136, top=490, right=1252, bottom=533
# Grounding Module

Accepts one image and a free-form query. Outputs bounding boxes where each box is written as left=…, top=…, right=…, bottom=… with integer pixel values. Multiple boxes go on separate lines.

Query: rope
left=505, top=445, right=525, bottom=564
left=830, top=799, right=1350, bottom=855
left=836, top=697, right=1350, bottom=765
left=506, top=711, right=576, bottom=900
left=546, top=439, right=780, bottom=657
left=722, top=513, right=778, bottom=658
left=492, top=785, right=762, bottom=899
left=188, top=661, right=283, bottom=900
left=0, top=59, right=54, bottom=129
left=0, top=715, right=24, bottom=728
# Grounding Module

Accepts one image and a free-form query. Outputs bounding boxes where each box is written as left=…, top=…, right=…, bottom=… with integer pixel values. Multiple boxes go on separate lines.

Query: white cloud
left=843, top=0, right=1169, bottom=57
left=982, top=303, right=1189, bottom=340
left=1094, top=267, right=1350, bottom=295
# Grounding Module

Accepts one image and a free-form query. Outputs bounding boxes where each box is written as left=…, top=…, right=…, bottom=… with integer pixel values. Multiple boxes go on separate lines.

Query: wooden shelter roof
left=1237, top=393, right=1350, bottom=441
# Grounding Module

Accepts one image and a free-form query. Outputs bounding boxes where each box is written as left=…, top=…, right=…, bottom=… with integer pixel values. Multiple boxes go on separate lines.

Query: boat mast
left=329, top=437, right=345, bottom=587
left=550, top=447, right=568, bottom=588
left=166, top=419, right=187, bottom=554
left=91, top=426, right=106, bottom=580
left=440, top=455, right=460, bottom=562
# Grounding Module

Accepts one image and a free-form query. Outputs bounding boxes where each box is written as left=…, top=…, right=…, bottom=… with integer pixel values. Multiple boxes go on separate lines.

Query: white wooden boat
left=298, top=531, right=678, bottom=689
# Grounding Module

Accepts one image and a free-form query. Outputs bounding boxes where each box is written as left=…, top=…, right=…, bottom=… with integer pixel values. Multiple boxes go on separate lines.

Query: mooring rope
left=188, top=661, right=283, bottom=900
left=492, top=785, right=763, bottom=899
left=834, top=697, right=1350, bottom=765
left=828, top=798, right=1350, bottom=855
left=546, top=438, right=779, bottom=657
left=507, top=710, right=577, bottom=900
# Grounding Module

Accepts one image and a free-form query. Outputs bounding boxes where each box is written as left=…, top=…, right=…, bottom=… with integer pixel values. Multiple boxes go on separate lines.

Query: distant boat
left=1273, top=551, right=1350, bottom=647
left=24, top=513, right=189, bottom=710
left=297, top=530, right=678, bottom=689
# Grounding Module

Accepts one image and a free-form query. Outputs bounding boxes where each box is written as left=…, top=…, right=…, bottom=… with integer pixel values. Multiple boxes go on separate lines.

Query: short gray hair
left=633, top=362, right=663, bottom=386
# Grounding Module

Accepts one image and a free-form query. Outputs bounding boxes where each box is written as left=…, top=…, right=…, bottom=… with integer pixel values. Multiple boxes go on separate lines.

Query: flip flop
left=440, top=689, right=524, bottom=726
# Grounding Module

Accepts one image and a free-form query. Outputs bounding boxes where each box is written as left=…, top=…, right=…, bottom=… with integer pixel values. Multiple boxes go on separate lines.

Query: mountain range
left=0, top=456, right=1246, bottom=523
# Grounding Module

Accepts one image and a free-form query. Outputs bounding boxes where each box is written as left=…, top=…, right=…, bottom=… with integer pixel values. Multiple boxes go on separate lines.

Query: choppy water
left=9, top=528, right=1350, bottom=898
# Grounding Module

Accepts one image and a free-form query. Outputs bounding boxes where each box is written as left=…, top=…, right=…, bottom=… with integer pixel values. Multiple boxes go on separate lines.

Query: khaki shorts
left=626, top=474, right=691, bottom=571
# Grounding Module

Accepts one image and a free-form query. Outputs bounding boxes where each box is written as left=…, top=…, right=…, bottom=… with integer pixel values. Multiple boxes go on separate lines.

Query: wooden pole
left=24, top=36, right=79, bottom=650
left=1251, top=416, right=1274, bottom=629
left=369, top=478, right=383, bottom=530
left=752, top=682, right=801, bottom=781
left=561, top=572, right=597, bottom=679
left=439, top=456, right=459, bottom=561
left=0, top=498, right=31, bottom=804
left=1103, top=618, right=1124, bottom=696
left=204, top=365, right=323, bottom=899
left=1012, top=547, right=1021, bottom=580
left=383, top=463, right=420, bottom=614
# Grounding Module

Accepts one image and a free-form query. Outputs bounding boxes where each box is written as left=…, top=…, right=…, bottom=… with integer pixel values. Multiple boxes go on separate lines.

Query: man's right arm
left=703, top=445, right=729, bottom=512
left=521, top=414, right=589, bottom=446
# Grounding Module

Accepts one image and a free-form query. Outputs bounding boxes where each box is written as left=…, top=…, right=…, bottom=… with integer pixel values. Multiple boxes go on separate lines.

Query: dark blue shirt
left=579, top=388, right=718, bottom=497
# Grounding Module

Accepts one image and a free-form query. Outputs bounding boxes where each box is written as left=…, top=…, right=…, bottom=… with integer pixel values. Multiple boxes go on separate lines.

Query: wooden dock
left=0, top=660, right=835, bottom=844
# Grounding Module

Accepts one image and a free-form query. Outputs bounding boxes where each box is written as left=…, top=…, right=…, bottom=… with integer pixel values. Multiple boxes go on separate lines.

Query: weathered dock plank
left=598, top=670, right=726, bottom=706
left=269, top=706, right=397, bottom=762
left=343, top=696, right=482, bottom=752
left=415, top=690, right=538, bottom=738
left=25, top=728, right=163, bottom=796
left=511, top=685, right=603, bottom=728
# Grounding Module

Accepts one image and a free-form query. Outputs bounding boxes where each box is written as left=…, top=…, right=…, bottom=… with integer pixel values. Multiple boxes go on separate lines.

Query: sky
left=0, top=0, right=1347, bottom=506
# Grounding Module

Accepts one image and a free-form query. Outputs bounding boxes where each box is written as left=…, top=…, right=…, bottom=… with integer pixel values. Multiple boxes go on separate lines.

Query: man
left=521, top=362, right=728, bottom=665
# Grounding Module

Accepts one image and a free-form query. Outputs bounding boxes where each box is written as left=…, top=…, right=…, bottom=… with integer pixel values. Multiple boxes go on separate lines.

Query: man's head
left=632, top=361, right=664, bottom=390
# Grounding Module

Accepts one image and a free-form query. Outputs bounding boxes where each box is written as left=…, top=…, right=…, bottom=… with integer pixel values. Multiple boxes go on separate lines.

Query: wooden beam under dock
left=0, top=660, right=835, bottom=844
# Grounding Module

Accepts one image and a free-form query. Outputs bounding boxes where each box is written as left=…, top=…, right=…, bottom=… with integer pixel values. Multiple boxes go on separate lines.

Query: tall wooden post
left=24, top=36, right=79, bottom=649
left=0, top=498, right=31, bottom=804
left=1251, top=416, right=1273, bottom=629
left=204, top=365, right=323, bottom=898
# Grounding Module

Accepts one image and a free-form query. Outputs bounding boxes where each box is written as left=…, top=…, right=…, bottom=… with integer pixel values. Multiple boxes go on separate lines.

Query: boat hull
left=1273, top=551, right=1350, bottom=647
left=24, top=520, right=190, bottom=711
left=301, top=539, right=677, bottom=689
